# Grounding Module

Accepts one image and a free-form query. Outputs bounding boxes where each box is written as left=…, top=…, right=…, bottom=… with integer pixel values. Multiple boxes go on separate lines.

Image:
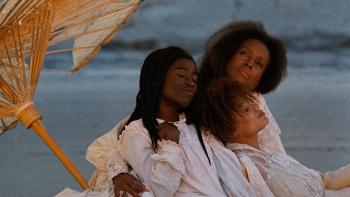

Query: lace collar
left=156, top=113, right=187, bottom=124
left=226, top=143, right=262, bottom=152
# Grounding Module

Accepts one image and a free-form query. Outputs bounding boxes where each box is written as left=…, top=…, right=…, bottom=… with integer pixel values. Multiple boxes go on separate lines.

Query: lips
left=258, top=110, right=266, bottom=118
left=237, top=67, right=249, bottom=78
left=182, top=88, right=196, bottom=96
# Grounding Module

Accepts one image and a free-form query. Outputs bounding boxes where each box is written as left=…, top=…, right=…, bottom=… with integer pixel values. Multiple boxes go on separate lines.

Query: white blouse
left=204, top=133, right=257, bottom=196
left=228, top=143, right=324, bottom=197
left=85, top=95, right=285, bottom=194
left=117, top=115, right=227, bottom=197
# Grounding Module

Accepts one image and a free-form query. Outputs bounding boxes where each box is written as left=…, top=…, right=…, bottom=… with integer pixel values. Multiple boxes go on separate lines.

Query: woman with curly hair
left=199, top=77, right=350, bottom=197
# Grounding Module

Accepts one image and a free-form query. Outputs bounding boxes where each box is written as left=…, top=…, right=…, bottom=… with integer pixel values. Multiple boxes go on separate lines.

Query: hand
left=113, top=173, right=148, bottom=197
left=157, top=122, right=180, bottom=143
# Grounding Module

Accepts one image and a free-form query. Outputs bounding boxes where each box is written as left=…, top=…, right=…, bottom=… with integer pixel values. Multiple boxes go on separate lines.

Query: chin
left=178, top=100, right=192, bottom=109
left=262, top=122, right=269, bottom=130
left=257, top=120, right=269, bottom=131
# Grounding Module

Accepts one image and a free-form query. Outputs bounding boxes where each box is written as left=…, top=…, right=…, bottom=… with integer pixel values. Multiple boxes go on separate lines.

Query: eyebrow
left=172, top=65, right=198, bottom=73
left=240, top=47, right=268, bottom=62
left=256, top=57, right=268, bottom=64
left=173, top=66, right=188, bottom=71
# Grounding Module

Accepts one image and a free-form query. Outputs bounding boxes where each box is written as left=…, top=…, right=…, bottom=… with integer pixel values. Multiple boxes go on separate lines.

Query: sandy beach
left=0, top=66, right=349, bottom=196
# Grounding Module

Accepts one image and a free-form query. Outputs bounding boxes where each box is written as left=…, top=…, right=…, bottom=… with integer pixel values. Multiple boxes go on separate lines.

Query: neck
left=230, top=134, right=260, bottom=150
left=158, top=100, right=179, bottom=122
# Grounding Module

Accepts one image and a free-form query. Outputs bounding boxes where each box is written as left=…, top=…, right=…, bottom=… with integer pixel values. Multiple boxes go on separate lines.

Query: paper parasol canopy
left=0, top=0, right=142, bottom=189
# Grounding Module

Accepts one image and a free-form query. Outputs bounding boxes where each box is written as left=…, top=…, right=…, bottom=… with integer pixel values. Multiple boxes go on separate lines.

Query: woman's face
left=161, top=58, right=198, bottom=109
left=231, top=102, right=269, bottom=139
left=226, top=39, right=270, bottom=90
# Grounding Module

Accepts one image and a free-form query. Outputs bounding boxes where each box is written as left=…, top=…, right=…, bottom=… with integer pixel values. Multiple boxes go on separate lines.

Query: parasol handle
left=17, top=104, right=88, bottom=189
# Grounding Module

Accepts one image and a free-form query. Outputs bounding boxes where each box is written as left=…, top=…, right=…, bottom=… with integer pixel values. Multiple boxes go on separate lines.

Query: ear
left=233, top=132, right=240, bottom=138
left=229, top=131, right=240, bottom=139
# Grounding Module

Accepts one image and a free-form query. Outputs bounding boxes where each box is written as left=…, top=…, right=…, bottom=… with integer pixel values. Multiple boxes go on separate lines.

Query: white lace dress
left=85, top=95, right=285, bottom=193
left=117, top=115, right=231, bottom=197
left=228, top=143, right=326, bottom=197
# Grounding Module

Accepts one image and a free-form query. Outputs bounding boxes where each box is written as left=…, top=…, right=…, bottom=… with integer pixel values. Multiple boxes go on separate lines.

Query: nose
left=245, top=58, right=255, bottom=69
left=185, top=75, right=196, bottom=87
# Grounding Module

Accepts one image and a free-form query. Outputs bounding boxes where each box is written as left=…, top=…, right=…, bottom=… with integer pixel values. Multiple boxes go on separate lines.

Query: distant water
left=39, top=0, right=350, bottom=73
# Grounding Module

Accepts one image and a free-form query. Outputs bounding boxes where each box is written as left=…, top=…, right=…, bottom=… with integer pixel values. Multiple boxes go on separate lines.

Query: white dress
left=117, top=115, right=255, bottom=196
left=228, top=143, right=324, bottom=197
left=85, top=95, right=285, bottom=193
left=228, top=143, right=350, bottom=197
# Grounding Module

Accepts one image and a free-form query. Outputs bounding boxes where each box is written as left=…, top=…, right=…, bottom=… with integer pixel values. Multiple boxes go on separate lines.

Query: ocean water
left=40, top=0, right=350, bottom=72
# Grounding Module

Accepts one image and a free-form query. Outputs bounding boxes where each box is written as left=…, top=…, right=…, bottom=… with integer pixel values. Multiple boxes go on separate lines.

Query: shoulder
left=125, top=118, right=147, bottom=132
left=121, top=119, right=150, bottom=141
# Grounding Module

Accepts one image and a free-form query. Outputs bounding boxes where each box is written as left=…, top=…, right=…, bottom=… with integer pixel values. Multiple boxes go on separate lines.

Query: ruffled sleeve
left=119, top=122, right=185, bottom=196
left=86, top=116, right=129, bottom=171
left=85, top=117, right=130, bottom=191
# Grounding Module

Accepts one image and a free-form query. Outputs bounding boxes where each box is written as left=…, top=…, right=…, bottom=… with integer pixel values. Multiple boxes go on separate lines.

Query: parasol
left=0, top=0, right=142, bottom=189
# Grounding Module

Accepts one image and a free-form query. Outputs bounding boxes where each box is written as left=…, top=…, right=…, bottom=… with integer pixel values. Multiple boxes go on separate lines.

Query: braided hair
left=126, top=46, right=210, bottom=160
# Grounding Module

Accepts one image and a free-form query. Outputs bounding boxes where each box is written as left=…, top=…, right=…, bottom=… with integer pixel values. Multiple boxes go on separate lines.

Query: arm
left=322, top=164, right=350, bottom=190
left=86, top=119, right=147, bottom=196
left=106, top=148, right=148, bottom=197
left=120, top=122, right=185, bottom=196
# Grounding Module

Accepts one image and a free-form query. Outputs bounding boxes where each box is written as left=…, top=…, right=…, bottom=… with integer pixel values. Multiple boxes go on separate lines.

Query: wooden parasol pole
left=16, top=103, right=88, bottom=189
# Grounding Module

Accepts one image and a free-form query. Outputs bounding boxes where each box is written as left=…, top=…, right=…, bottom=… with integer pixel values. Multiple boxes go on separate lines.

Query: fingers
left=114, top=187, right=121, bottom=197
left=115, top=188, right=140, bottom=197
left=141, top=184, right=149, bottom=192
left=128, top=190, right=141, bottom=197
left=126, top=179, right=144, bottom=193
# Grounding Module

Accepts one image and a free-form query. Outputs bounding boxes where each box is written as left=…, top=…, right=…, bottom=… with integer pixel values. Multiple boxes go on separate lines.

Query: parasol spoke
left=0, top=39, right=21, bottom=98
left=9, top=25, right=24, bottom=92
left=0, top=75, right=17, bottom=102
left=14, top=18, right=27, bottom=91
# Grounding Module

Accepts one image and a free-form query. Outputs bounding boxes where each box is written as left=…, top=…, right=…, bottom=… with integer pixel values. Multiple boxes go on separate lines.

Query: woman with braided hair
left=64, top=46, right=253, bottom=197
left=115, top=46, right=255, bottom=196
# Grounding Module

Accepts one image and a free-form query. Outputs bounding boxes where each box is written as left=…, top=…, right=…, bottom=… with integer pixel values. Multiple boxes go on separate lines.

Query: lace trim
left=106, top=137, right=130, bottom=180
left=106, top=158, right=129, bottom=181
left=157, top=139, right=181, bottom=153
